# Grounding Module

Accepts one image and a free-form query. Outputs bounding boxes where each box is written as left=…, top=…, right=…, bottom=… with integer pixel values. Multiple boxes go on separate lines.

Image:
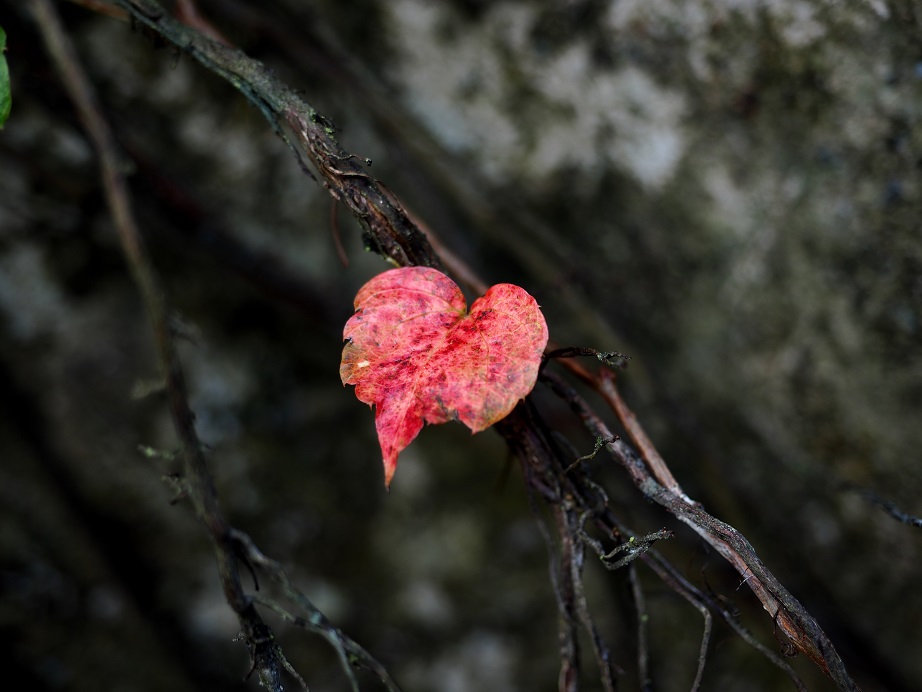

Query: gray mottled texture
left=2, top=1, right=918, bottom=690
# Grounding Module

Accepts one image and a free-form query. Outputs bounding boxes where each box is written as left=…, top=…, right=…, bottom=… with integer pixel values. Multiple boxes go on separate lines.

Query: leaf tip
left=383, top=451, right=398, bottom=489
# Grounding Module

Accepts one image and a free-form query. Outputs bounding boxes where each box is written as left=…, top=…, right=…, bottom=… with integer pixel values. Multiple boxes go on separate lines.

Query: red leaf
left=341, top=267, right=549, bottom=487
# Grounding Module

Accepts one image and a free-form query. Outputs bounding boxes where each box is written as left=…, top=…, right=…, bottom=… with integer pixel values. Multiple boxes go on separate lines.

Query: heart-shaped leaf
left=341, top=267, right=548, bottom=487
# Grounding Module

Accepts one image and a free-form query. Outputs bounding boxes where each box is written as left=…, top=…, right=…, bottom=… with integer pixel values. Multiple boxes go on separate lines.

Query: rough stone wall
left=1, top=1, right=919, bottom=690
left=378, top=5, right=922, bottom=686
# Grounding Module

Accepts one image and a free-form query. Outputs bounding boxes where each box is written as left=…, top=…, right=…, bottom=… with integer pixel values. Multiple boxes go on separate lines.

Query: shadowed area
left=1, top=1, right=920, bottom=690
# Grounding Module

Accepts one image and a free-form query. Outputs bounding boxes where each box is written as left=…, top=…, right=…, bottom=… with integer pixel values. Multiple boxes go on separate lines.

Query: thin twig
left=592, top=504, right=806, bottom=690
left=641, top=551, right=714, bottom=692
left=628, top=565, right=652, bottom=692
left=565, top=435, right=618, bottom=473
left=116, top=0, right=439, bottom=269
left=600, top=530, right=673, bottom=571
left=524, top=410, right=619, bottom=690
left=32, top=2, right=384, bottom=689
left=230, top=529, right=402, bottom=692
left=565, top=506, right=618, bottom=692
left=545, top=347, right=631, bottom=370
left=174, top=0, right=231, bottom=45
left=31, top=0, right=277, bottom=679
left=541, top=369, right=857, bottom=691
left=554, top=504, right=581, bottom=692
left=846, top=485, right=922, bottom=528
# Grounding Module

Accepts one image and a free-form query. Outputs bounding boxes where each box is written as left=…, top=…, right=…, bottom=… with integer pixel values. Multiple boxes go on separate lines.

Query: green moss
left=0, top=25, right=10, bottom=128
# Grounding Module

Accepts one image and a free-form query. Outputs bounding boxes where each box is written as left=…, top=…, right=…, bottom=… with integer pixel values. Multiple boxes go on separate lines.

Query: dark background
left=1, top=1, right=920, bottom=690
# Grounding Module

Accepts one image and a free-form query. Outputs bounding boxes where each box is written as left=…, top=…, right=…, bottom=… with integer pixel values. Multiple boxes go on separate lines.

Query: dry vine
left=31, top=0, right=398, bottom=689
left=33, top=0, right=863, bottom=689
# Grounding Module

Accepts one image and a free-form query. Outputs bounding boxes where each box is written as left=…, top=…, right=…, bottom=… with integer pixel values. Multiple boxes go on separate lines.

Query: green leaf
left=0, top=25, right=10, bottom=128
